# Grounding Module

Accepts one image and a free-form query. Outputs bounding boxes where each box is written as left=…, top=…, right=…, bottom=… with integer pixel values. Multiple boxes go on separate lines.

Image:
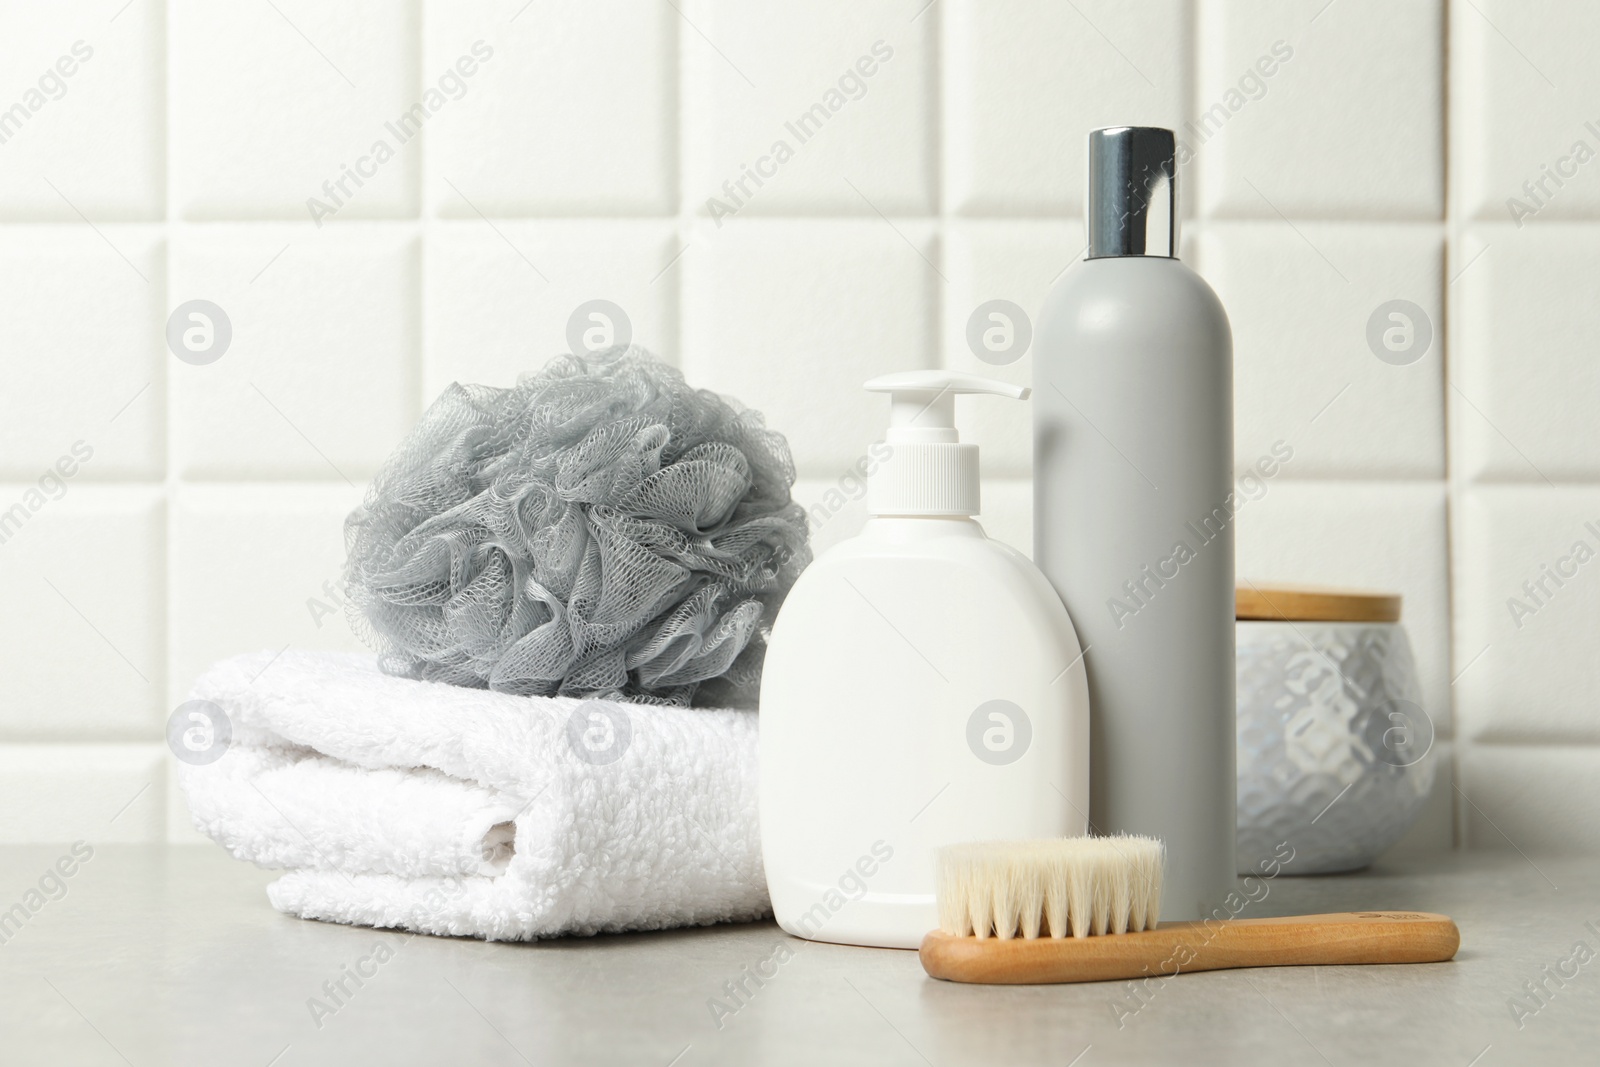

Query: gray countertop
left=0, top=845, right=1593, bottom=1065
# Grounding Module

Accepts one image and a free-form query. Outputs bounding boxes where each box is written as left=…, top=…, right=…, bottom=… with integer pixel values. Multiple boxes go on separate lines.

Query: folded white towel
left=177, top=650, right=768, bottom=940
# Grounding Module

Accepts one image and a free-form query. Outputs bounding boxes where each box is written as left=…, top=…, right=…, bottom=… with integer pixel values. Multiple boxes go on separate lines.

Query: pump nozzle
left=864, top=371, right=1030, bottom=444
left=862, top=371, right=1029, bottom=516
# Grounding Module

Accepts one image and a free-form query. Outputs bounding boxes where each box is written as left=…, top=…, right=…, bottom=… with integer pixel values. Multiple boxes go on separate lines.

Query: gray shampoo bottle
left=1033, top=126, right=1236, bottom=920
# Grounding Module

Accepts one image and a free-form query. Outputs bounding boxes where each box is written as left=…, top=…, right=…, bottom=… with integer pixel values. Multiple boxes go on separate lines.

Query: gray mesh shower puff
left=343, top=349, right=812, bottom=707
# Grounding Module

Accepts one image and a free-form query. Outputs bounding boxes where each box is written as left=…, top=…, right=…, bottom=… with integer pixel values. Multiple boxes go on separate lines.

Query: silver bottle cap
left=1087, top=126, right=1177, bottom=259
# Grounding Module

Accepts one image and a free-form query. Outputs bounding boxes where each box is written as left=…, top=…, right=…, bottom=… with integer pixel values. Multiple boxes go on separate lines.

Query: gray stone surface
left=0, top=845, right=1593, bottom=1065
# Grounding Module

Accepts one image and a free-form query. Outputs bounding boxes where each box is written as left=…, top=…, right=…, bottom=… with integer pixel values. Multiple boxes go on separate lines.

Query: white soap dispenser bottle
left=759, top=370, right=1090, bottom=950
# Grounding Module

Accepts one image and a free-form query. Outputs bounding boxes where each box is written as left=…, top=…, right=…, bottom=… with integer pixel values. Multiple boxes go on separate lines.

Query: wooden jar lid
left=1236, top=583, right=1402, bottom=623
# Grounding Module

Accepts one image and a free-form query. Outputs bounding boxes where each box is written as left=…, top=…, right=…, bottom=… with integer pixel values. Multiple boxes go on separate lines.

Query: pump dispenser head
left=863, top=371, right=1028, bottom=516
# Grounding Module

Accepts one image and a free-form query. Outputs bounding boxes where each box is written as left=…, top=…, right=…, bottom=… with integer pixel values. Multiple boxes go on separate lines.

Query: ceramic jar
left=1235, top=587, right=1435, bottom=875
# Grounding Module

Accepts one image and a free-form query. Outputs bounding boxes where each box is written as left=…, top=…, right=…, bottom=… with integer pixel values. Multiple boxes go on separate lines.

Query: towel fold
left=178, top=650, right=768, bottom=940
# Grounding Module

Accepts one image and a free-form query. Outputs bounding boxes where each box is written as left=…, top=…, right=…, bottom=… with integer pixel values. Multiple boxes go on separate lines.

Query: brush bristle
left=935, top=835, right=1165, bottom=939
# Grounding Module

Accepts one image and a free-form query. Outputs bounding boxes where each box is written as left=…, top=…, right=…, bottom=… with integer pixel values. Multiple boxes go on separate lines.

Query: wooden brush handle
left=920, top=911, right=1459, bottom=985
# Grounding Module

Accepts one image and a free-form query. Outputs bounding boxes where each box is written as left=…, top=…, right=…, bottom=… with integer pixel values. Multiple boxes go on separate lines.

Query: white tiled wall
left=1, top=0, right=1594, bottom=858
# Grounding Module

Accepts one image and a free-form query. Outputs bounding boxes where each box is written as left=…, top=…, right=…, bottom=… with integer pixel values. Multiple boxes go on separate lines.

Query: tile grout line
left=1441, top=0, right=1463, bottom=850
left=1440, top=0, right=1467, bottom=851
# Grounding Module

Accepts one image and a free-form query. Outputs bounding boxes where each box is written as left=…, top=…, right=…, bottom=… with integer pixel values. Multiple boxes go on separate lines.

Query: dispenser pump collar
left=862, top=371, right=1029, bottom=517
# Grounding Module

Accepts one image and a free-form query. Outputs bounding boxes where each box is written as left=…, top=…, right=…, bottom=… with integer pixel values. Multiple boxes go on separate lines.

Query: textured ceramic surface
left=1236, top=620, right=1435, bottom=875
